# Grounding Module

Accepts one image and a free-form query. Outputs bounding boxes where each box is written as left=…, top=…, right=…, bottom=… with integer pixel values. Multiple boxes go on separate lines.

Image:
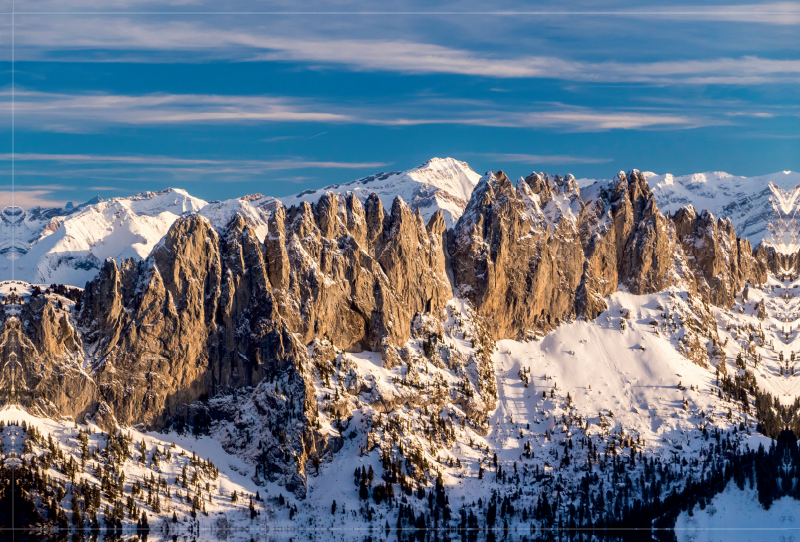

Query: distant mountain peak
left=280, top=156, right=482, bottom=228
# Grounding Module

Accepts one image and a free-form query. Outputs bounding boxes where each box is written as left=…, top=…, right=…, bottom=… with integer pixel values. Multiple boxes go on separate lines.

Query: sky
left=0, top=0, right=798, bottom=208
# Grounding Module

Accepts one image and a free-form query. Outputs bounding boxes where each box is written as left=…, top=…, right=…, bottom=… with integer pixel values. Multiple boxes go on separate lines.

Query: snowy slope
left=1, top=405, right=270, bottom=541
left=579, top=170, right=800, bottom=247
left=252, top=286, right=771, bottom=539
left=198, top=193, right=281, bottom=243
left=279, top=157, right=482, bottom=228
left=676, top=484, right=799, bottom=542
left=293, top=279, right=800, bottom=536
left=2, top=189, right=207, bottom=287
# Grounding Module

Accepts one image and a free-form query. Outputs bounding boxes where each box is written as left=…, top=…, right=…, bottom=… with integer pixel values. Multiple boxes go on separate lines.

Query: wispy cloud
left=473, top=153, right=613, bottom=165
left=726, top=111, right=776, bottom=117
left=630, top=3, right=800, bottom=25
left=0, top=91, right=354, bottom=131
left=0, top=153, right=392, bottom=180
left=376, top=110, right=710, bottom=130
left=260, top=135, right=303, bottom=142
left=0, top=190, right=66, bottom=208
left=251, top=39, right=800, bottom=84
left=0, top=90, right=713, bottom=133
left=7, top=16, right=799, bottom=84
left=12, top=0, right=800, bottom=22
left=0, top=183, right=75, bottom=190
left=1, top=153, right=388, bottom=168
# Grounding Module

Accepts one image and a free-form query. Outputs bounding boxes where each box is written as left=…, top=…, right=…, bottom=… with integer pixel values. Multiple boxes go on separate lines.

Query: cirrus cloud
left=0, top=89, right=716, bottom=133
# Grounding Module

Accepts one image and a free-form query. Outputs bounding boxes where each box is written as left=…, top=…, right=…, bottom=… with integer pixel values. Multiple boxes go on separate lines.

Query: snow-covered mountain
left=1, top=275, right=794, bottom=538
left=0, top=188, right=207, bottom=287
left=3, top=161, right=798, bottom=288
left=579, top=170, right=800, bottom=248
left=199, top=193, right=281, bottom=242
left=0, top=157, right=479, bottom=286
left=3, top=165, right=800, bottom=537
left=279, top=157, right=481, bottom=228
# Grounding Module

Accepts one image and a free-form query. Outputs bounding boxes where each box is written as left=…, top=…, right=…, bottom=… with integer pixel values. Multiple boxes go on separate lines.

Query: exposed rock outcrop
left=78, top=215, right=306, bottom=429
left=449, top=171, right=589, bottom=339
left=275, top=192, right=450, bottom=352
left=450, top=169, right=769, bottom=339
left=451, top=170, right=692, bottom=338
left=672, top=206, right=767, bottom=308
left=0, top=295, right=95, bottom=422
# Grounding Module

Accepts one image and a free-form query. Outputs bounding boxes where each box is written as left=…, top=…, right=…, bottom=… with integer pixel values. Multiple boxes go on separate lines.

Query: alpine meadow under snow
left=3, top=157, right=800, bottom=541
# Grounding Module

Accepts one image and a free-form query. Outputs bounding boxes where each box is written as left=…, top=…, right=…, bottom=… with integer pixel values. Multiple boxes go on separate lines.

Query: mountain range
left=1, top=157, right=795, bottom=288
left=1, top=157, right=800, bottom=538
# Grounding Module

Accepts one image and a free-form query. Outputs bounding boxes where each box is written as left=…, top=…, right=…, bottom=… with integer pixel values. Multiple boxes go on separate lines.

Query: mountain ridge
left=2, top=159, right=796, bottom=288
left=2, top=164, right=800, bottom=537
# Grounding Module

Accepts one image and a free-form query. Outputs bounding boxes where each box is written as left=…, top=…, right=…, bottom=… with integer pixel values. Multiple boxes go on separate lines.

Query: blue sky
left=1, top=0, right=799, bottom=208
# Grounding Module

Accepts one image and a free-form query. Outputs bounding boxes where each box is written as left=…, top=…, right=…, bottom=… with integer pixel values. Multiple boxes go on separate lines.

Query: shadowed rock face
left=0, top=176, right=776, bottom=496
left=27, top=192, right=450, bottom=496
left=73, top=190, right=444, bottom=425
left=75, top=214, right=306, bottom=430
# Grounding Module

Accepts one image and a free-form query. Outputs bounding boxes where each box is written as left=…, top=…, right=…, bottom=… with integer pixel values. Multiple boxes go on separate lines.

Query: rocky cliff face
left=450, top=169, right=767, bottom=339
left=449, top=171, right=589, bottom=339
left=0, top=295, right=94, bottom=421
left=0, top=167, right=776, bottom=498
left=54, top=191, right=448, bottom=495
left=70, top=214, right=322, bottom=493
left=672, top=206, right=767, bottom=308
left=273, top=192, right=450, bottom=352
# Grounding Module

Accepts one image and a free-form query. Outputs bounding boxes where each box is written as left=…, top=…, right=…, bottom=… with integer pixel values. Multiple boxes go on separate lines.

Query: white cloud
left=0, top=153, right=392, bottom=178
left=0, top=91, right=354, bottom=131
left=633, top=3, right=800, bottom=25
left=4, top=16, right=798, bottom=84
left=251, top=39, right=800, bottom=84
left=726, top=111, right=776, bottom=117
left=372, top=109, right=710, bottom=131
left=20, top=154, right=387, bottom=169
left=475, top=153, right=613, bottom=164
left=0, top=89, right=712, bottom=133
left=0, top=189, right=65, bottom=208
